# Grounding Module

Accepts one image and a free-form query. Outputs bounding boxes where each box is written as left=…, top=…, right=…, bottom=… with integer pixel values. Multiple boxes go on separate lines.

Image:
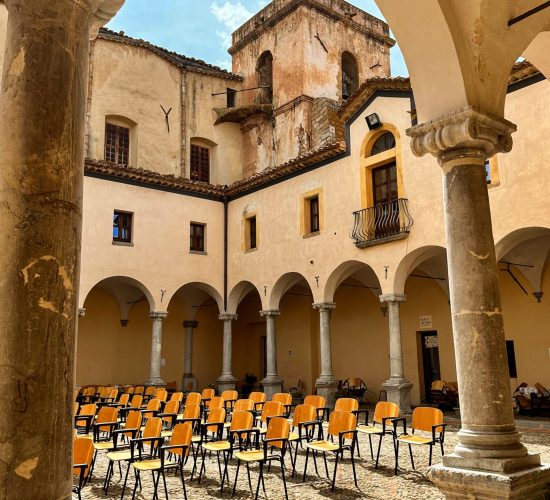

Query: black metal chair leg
left=302, top=448, right=310, bottom=482
left=394, top=440, right=399, bottom=475
left=152, top=470, right=159, bottom=500
left=368, top=434, right=374, bottom=460
left=375, top=434, right=383, bottom=468
left=280, top=457, right=288, bottom=500
left=323, top=452, right=330, bottom=479
left=440, top=440, right=445, bottom=457
left=409, top=444, right=415, bottom=470
left=232, top=459, right=241, bottom=496
left=331, top=451, right=340, bottom=491
left=162, top=470, right=169, bottom=500
left=255, top=462, right=264, bottom=500
left=131, top=469, right=139, bottom=500
left=180, top=462, right=188, bottom=500
left=429, top=444, right=433, bottom=466
left=351, top=450, right=358, bottom=488
left=120, top=462, right=131, bottom=500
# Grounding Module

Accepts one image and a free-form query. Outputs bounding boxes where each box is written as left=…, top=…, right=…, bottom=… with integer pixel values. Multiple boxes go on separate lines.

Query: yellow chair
left=221, top=390, right=238, bottom=411
left=141, top=398, right=161, bottom=423
left=234, top=399, right=254, bottom=412
left=75, top=403, right=97, bottom=434
left=288, top=403, right=320, bottom=477
left=158, top=399, right=181, bottom=431
left=178, top=404, right=202, bottom=436
left=233, top=417, right=290, bottom=499
left=334, top=397, right=359, bottom=413
left=170, top=391, right=184, bottom=403
left=154, top=387, right=168, bottom=402
left=256, top=401, right=285, bottom=433
left=131, top=422, right=193, bottom=500
left=303, top=410, right=358, bottom=491
left=73, top=437, right=94, bottom=500
left=393, top=406, right=446, bottom=474
left=249, top=391, right=266, bottom=414
left=134, top=385, right=145, bottom=396
left=185, top=391, right=202, bottom=407
left=304, top=394, right=329, bottom=421
left=357, top=401, right=399, bottom=468
left=272, top=393, right=292, bottom=417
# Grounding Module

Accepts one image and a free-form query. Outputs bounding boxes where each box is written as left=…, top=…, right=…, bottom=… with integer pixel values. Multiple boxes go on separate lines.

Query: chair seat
left=132, top=459, right=161, bottom=471
left=202, top=441, right=230, bottom=452
left=357, top=425, right=384, bottom=435
left=192, top=436, right=201, bottom=443
left=306, top=440, right=339, bottom=452
left=234, top=450, right=264, bottom=462
left=397, top=435, right=433, bottom=445
left=253, top=427, right=267, bottom=435
left=93, top=441, right=114, bottom=450
left=288, top=432, right=299, bottom=442
left=161, top=430, right=173, bottom=438
left=106, top=450, right=132, bottom=462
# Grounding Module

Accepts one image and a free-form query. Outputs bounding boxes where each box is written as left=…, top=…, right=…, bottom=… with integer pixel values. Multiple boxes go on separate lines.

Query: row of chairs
left=73, top=389, right=446, bottom=498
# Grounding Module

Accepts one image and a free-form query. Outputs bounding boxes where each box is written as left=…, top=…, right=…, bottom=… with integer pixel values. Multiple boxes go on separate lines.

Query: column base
left=145, top=377, right=165, bottom=387
left=316, top=378, right=339, bottom=408
left=182, top=374, right=197, bottom=392
left=217, top=376, right=237, bottom=393
left=262, top=377, right=283, bottom=400
left=428, top=462, right=550, bottom=499
left=382, top=378, right=413, bottom=414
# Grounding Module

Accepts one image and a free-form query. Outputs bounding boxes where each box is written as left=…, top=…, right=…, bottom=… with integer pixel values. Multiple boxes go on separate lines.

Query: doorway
left=418, top=331, right=441, bottom=403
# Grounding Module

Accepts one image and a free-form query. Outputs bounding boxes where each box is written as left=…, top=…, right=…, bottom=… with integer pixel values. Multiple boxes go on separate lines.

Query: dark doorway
left=261, top=335, right=267, bottom=379
left=419, top=331, right=441, bottom=403
left=372, top=162, right=399, bottom=237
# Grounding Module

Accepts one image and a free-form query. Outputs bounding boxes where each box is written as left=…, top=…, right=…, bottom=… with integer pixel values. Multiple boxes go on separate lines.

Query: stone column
left=147, top=312, right=167, bottom=386
left=380, top=294, right=413, bottom=413
left=313, top=303, right=338, bottom=406
left=182, top=320, right=197, bottom=391
left=408, top=106, right=550, bottom=497
left=260, top=310, right=283, bottom=399
left=217, top=314, right=238, bottom=392
left=0, top=1, right=122, bottom=498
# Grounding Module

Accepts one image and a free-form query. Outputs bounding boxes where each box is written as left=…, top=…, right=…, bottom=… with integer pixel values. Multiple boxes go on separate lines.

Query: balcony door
left=372, top=162, right=399, bottom=237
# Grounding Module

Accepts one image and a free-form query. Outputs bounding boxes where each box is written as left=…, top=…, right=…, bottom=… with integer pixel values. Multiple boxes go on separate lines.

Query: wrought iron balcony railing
left=351, top=198, right=413, bottom=248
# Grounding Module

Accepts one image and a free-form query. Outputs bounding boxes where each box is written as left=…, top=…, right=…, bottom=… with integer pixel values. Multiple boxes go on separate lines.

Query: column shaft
left=313, top=303, right=337, bottom=406
left=217, top=314, right=237, bottom=391
left=182, top=320, right=197, bottom=391
left=148, top=312, right=167, bottom=385
left=260, top=310, right=282, bottom=399
left=0, top=2, right=91, bottom=498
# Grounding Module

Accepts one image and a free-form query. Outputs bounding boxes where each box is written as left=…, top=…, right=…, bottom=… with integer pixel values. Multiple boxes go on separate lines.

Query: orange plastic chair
left=272, top=393, right=292, bottom=416
left=393, top=407, right=446, bottom=474
left=185, top=392, right=202, bottom=407
left=141, top=398, right=161, bottom=422
left=170, top=392, right=184, bottom=403
left=289, top=404, right=319, bottom=476
left=114, top=393, right=130, bottom=408
left=357, top=401, right=399, bottom=468
left=158, top=400, right=181, bottom=429
left=75, top=403, right=97, bottom=434
left=73, top=437, right=94, bottom=499
left=221, top=390, right=238, bottom=411
left=179, top=404, right=202, bottom=435
left=201, top=388, right=215, bottom=401
left=130, top=422, right=193, bottom=499
left=257, top=401, right=285, bottom=432
left=234, top=399, right=254, bottom=412
left=304, top=394, right=329, bottom=421
left=303, top=410, right=358, bottom=491
left=134, top=386, right=145, bottom=395
left=334, top=397, right=359, bottom=413
left=154, top=388, right=168, bottom=402
left=233, top=417, right=290, bottom=499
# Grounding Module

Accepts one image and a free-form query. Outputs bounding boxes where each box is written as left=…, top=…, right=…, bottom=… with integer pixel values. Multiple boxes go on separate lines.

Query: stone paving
left=77, top=423, right=550, bottom=499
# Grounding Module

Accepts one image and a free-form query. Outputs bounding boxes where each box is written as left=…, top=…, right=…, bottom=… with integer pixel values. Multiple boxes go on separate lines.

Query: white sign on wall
left=419, top=315, right=433, bottom=329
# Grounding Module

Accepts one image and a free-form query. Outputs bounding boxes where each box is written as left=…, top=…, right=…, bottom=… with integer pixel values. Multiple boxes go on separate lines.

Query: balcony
left=351, top=198, right=413, bottom=248
left=213, top=87, right=273, bottom=125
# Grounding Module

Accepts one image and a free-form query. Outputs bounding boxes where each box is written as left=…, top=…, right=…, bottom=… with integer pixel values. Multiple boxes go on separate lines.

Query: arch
left=256, top=51, right=273, bottom=104
left=227, top=281, right=263, bottom=315
left=496, top=227, right=550, bottom=261
left=80, top=275, right=156, bottom=318
left=393, top=245, right=447, bottom=295
left=341, top=51, right=359, bottom=100
left=269, top=272, right=313, bottom=310
left=523, top=32, right=550, bottom=82
left=165, top=281, right=224, bottom=318
left=323, top=260, right=382, bottom=303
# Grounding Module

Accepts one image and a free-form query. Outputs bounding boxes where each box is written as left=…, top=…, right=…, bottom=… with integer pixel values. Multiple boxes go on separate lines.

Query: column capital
left=259, top=309, right=281, bottom=318
left=379, top=294, right=407, bottom=304
left=78, top=308, right=86, bottom=317
left=218, top=313, right=238, bottom=321
left=90, top=0, right=126, bottom=39
left=313, top=302, right=336, bottom=312
left=183, top=320, right=198, bottom=328
left=407, top=106, right=516, bottom=163
left=149, top=311, right=168, bottom=320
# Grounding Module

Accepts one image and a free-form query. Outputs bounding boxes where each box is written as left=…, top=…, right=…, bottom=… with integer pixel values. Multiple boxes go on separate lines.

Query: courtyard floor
left=77, top=420, right=550, bottom=499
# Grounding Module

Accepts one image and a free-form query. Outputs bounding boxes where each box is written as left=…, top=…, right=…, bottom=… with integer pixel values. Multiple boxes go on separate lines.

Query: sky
left=106, top=0, right=408, bottom=76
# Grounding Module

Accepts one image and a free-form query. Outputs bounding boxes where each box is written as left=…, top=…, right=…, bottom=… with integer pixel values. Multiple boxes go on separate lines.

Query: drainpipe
left=223, top=193, right=228, bottom=312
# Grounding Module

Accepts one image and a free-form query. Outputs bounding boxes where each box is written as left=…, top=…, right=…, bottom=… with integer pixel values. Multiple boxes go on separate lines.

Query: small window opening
left=370, top=132, right=396, bottom=156
left=227, top=88, right=237, bottom=108
left=257, top=51, right=273, bottom=105
left=248, top=216, right=257, bottom=250
left=113, top=210, right=132, bottom=243
left=190, top=144, right=210, bottom=183
left=105, top=123, right=130, bottom=165
left=309, top=196, right=320, bottom=233
left=190, top=223, right=205, bottom=252
left=342, top=52, right=359, bottom=100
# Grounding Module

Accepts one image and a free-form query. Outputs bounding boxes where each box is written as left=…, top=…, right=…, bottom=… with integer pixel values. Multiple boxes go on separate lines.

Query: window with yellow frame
left=300, top=188, right=323, bottom=237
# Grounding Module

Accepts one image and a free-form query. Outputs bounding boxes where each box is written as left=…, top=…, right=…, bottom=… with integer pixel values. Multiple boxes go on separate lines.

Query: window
left=105, top=123, right=130, bottom=165
left=190, top=223, right=205, bottom=252
left=342, top=52, right=359, bottom=100
left=249, top=216, right=257, bottom=250
left=113, top=210, right=132, bottom=243
left=370, top=132, right=396, bottom=156
left=301, top=191, right=322, bottom=237
left=309, top=196, right=320, bottom=233
left=190, top=144, right=210, bottom=183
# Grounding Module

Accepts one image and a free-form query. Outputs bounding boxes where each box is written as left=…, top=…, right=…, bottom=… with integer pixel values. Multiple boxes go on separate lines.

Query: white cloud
left=211, top=1, right=257, bottom=49
left=215, top=59, right=232, bottom=71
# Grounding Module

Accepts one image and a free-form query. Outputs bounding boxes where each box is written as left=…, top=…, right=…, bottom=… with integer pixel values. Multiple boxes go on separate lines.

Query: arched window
left=370, top=132, right=396, bottom=156
left=341, top=52, right=359, bottom=100
left=257, top=51, right=273, bottom=105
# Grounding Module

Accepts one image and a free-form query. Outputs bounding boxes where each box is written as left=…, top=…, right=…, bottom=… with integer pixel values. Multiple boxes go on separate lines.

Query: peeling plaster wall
left=0, top=5, right=6, bottom=78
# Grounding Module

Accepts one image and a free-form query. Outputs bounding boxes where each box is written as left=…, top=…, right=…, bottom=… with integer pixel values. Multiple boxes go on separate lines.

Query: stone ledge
left=354, top=231, right=409, bottom=249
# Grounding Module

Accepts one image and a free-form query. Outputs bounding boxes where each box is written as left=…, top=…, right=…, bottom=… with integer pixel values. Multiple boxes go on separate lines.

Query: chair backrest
left=261, top=401, right=284, bottom=423
left=83, top=387, right=95, bottom=397
left=230, top=410, right=253, bottom=432
left=186, top=392, right=202, bottom=406
left=99, top=387, right=110, bottom=399
left=73, top=438, right=94, bottom=478
left=412, top=407, right=444, bottom=433
left=431, top=380, right=445, bottom=391
left=108, top=388, right=118, bottom=399
left=182, top=404, right=200, bottom=420
left=118, top=393, right=130, bottom=407
left=265, top=417, right=290, bottom=449
left=170, top=392, right=184, bottom=403
left=334, top=398, right=359, bottom=413
left=234, top=399, right=254, bottom=412
left=208, top=396, right=224, bottom=409
left=96, top=406, right=118, bottom=432
left=125, top=386, right=135, bottom=394
left=125, top=410, right=143, bottom=434
left=373, top=401, right=399, bottom=424
left=144, top=386, right=155, bottom=396
left=154, top=388, right=168, bottom=402
left=249, top=392, right=266, bottom=405
left=142, top=417, right=162, bottom=439
left=304, top=395, right=325, bottom=409
left=272, top=393, right=292, bottom=406
left=291, top=404, right=316, bottom=427
left=201, top=388, right=215, bottom=399
left=328, top=410, right=357, bottom=440
left=206, top=407, right=226, bottom=433
left=145, top=398, right=161, bottom=412
left=169, top=423, right=193, bottom=457
left=221, top=390, right=238, bottom=401
left=134, top=386, right=145, bottom=395
left=130, top=395, right=143, bottom=408
left=163, top=400, right=180, bottom=420
left=76, top=404, right=97, bottom=426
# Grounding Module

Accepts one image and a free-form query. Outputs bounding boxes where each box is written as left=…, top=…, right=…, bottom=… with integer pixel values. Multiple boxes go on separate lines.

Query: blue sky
left=107, top=0, right=408, bottom=76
